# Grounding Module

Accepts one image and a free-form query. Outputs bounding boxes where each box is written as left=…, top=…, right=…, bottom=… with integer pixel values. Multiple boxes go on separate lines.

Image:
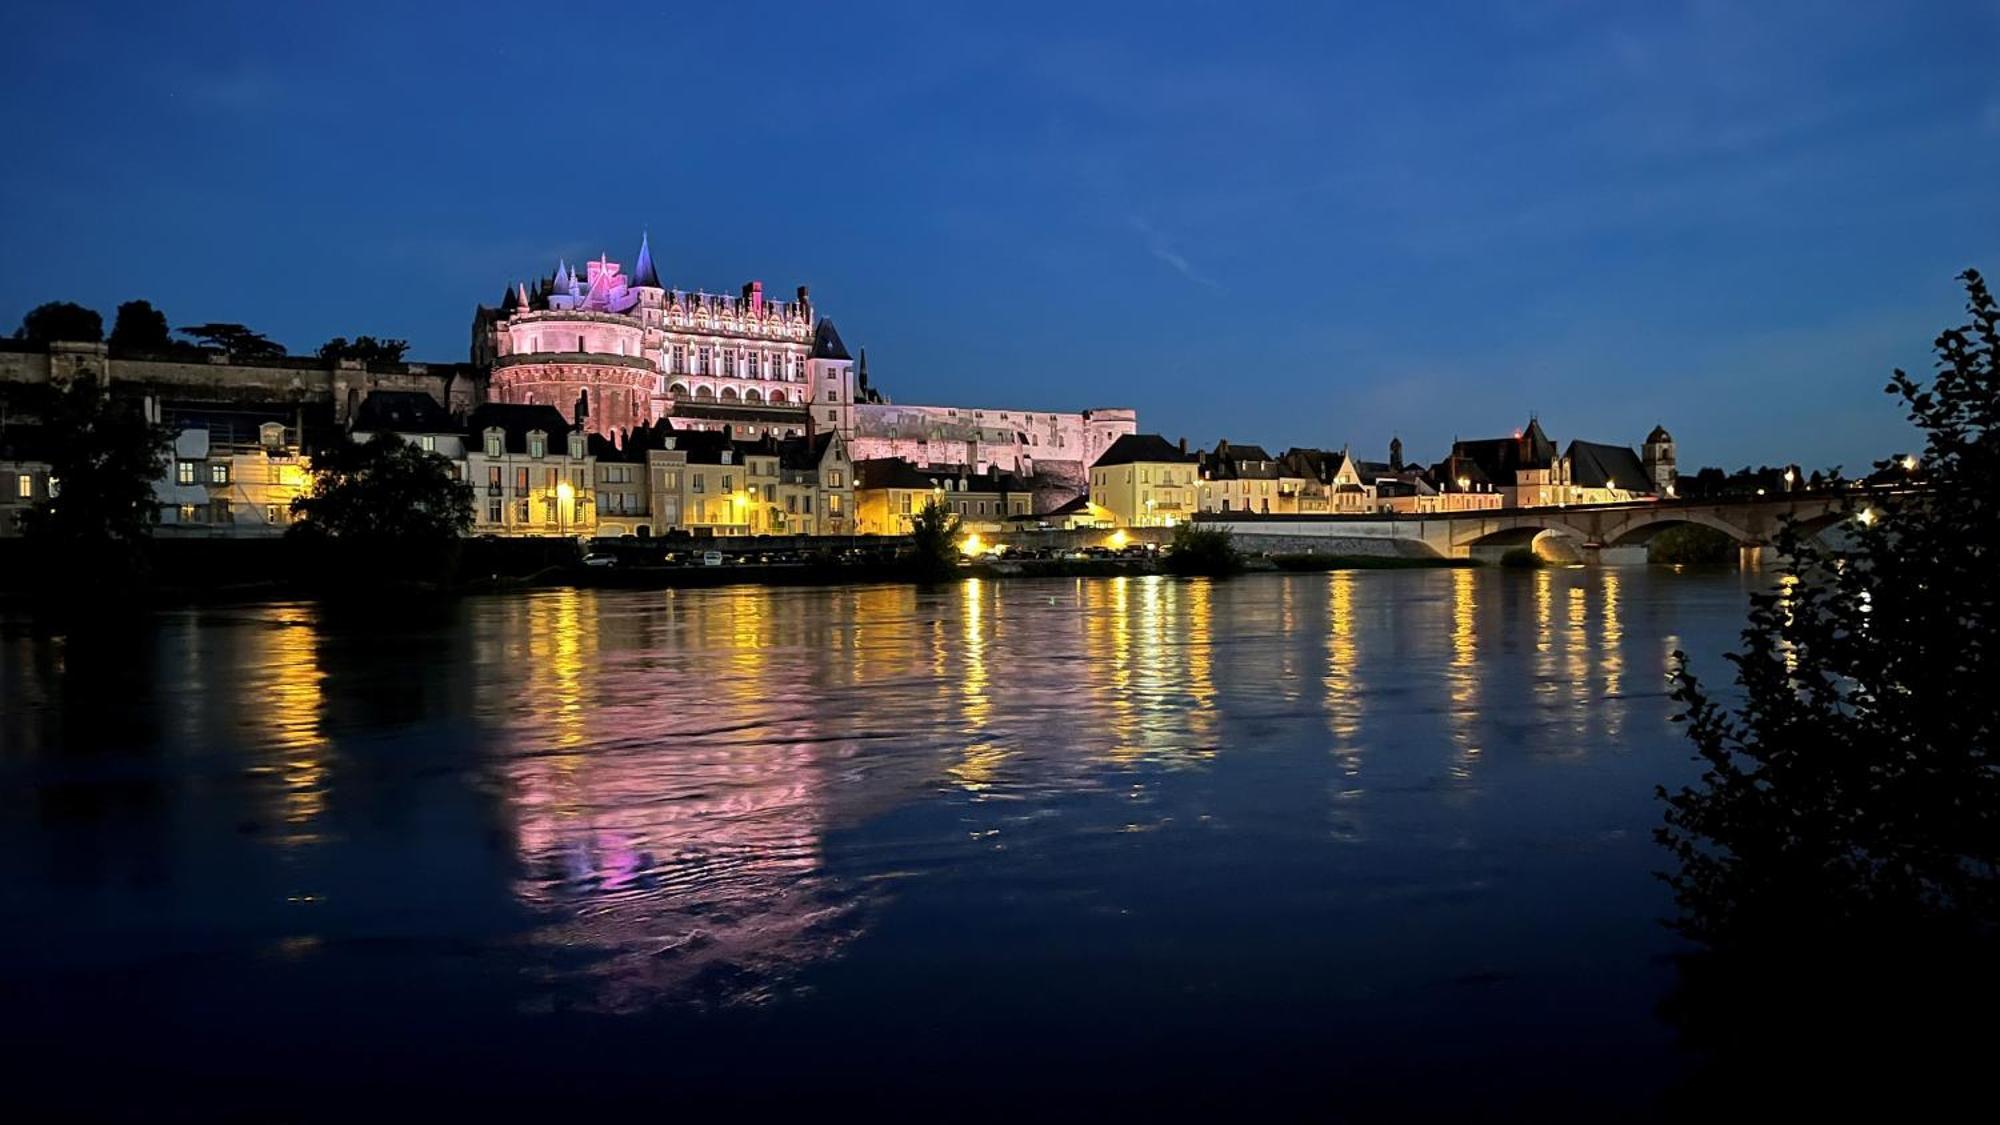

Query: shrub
left=1162, top=523, right=1242, bottom=577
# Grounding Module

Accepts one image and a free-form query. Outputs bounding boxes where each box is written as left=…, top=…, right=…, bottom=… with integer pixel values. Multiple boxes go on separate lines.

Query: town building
left=465, top=403, right=595, bottom=537
left=1564, top=439, right=1659, bottom=505
left=1448, top=418, right=1572, bottom=507
left=1089, top=434, right=1200, bottom=528
left=0, top=419, right=53, bottom=538
left=153, top=403, right=324, bottom=536
left=1197, top=441, right=1290, bottom=514
left=853, top=458, right=1033, bottom=535
left=350, top=390, right=466, bottom=462
left=1448, top=417, right=1669, bottom=507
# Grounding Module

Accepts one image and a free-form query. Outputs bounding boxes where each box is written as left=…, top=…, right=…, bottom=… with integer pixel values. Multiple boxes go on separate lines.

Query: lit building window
left=176, top=461, right=196, bottom=485
left=209, top=462, right=229, bottom=485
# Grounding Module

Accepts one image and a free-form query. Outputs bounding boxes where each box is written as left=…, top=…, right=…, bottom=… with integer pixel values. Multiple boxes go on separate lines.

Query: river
left=0, top=568, right=1758, bottom=1117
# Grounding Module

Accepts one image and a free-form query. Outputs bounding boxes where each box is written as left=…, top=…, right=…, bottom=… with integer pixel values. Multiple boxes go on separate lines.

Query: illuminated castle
left=474, top=235, right=857, bottom=441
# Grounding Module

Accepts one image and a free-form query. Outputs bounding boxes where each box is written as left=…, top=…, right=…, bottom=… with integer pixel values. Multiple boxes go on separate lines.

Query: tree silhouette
left=15, top=301, right=103, bottom=344
left=906, top=498, right=963, bottom=580
left=1658, top=270, right=1999, bottom=1108
left=178, top=322, right=286, bottom=361
left=19, top=375, right=171, bottom=544
left=108, top=300, right=173, bottom=354
left=317, top=335, right=410, bottom=364
left=290, top=434, right=472, bottom=543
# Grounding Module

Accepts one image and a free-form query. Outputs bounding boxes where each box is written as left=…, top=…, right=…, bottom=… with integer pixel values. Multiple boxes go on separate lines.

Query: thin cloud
left=1129, top=216, right=1222, bottom=290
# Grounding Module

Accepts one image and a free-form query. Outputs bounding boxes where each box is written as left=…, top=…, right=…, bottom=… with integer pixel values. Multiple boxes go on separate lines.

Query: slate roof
left=810, top=318, right=852, bottom=361
left=1203, top=440, right=1282, bottom=479
left=1452, top=417, right=1560, bottom=486
left=1428, top=452, right=1496, bottom=491
left=1566, top=440, right=1653, bottom=493
left=464, top=403, right=578, bottom=454
left=778, top=431, right=840, bottom=471
left=1280, top=447, right=1345, bottom=483
left=352, top=390, right=454, bottom=434
left=1094, top=433, right=1197, bottom=468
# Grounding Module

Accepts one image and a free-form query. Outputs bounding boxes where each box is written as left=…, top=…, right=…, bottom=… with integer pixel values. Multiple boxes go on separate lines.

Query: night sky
left=4, top=0, right=1996, bottom=472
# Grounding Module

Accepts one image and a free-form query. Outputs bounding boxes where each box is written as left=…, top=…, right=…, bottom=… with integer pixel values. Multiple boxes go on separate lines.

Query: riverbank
left=0, top=536, right=1489, bottom=608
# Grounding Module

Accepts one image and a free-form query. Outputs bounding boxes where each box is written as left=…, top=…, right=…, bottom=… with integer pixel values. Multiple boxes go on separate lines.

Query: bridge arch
left=1603, top=511, right=1757, bottom=547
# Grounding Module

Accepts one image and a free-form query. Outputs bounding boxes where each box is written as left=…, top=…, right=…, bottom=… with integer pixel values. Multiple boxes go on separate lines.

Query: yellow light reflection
left=948, top=578, right=1006, bottom=791
left=248, top=605, right=328, bottom=843
left=1447, top=567, right=1480, bottom=771
left=1324, top=571, right=1360, bottom=772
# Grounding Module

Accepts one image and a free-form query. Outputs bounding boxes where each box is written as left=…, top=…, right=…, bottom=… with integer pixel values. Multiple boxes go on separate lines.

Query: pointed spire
left=554, top=258, right=568, bottom=288
left=634, top=230, right=661, bottom=288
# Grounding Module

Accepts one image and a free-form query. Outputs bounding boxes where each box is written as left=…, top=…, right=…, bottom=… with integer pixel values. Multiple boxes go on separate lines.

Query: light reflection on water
left=0, top=568, right=1761, bottom=1111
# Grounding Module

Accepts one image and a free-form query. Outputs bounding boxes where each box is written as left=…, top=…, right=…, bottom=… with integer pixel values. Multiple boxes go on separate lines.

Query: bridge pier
left=1740, top=543, right=1771, bottom=569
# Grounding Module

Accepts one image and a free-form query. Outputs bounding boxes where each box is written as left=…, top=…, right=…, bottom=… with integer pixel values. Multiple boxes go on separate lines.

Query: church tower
left=1643, top=424, right=1677, bottom=497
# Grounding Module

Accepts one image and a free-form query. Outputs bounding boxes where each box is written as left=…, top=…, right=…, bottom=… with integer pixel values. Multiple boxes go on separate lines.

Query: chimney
left=744, top=280, right=764, bottom=312
left=1178, top=436, right=1188, bottom=454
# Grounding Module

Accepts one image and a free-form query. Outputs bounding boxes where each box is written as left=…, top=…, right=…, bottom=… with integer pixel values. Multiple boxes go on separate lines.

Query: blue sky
left=3, top=0, right=1996, bottom=472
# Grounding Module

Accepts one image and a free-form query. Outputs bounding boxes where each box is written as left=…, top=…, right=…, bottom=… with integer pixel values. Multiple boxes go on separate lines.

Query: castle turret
left=633, top=232, right=661, bottom=289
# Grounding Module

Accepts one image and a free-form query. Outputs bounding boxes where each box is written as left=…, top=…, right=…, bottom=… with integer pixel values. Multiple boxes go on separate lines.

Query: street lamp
left=555, top=480, right=574, bottom=537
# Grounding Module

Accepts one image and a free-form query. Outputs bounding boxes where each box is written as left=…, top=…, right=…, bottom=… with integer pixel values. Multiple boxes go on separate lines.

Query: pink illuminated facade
left=475, top=235, right=859, bottom=442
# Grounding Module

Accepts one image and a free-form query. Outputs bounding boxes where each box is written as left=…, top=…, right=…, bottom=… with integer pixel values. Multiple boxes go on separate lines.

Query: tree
left=1162, top=522, right=1242, bottom=577
left=19, top=375, right=171, bottom=543
left=906, top=497, right=963, bottom=580
left=107, top=300, right=173, bottom=354
left=316, top=335, right=409, bottom=364
left=1657, top=270, right=2000, bottom=1102
left=289, top=434, right=473, bottom=543
left=179, top=322, right=286, bottom=361
left=15, top=301, right=103, bottom=344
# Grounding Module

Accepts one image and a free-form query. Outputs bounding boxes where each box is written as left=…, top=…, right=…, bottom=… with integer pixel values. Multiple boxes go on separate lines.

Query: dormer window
left=528, top=432, right=547, bottom=459
left=720, top=451, right=733, bottom=465
left=484, top=429, right=503, bottom=458
left=568, top=434, right=585, bottom=458
left=259, top=421, right=285, bottom=448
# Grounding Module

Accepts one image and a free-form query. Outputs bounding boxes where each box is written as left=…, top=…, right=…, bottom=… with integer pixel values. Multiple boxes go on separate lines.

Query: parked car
left=699, top=550, right=724, bottom=567
left=581, top=553, right=617, bottom=569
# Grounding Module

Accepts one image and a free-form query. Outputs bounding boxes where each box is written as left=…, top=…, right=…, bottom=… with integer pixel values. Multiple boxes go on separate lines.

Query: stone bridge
left=1197, top=492, right=1862, bottom=564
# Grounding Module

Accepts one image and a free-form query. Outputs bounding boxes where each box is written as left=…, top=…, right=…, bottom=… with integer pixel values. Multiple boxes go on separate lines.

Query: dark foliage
left=317, top=335, right=410, bottom=364
left=1496, top=546, right=1543, bottom=568
left=1162, top=522, right=1242, bottom=577
left=905, top=498, right=963, bottom=581
left=290, top=435, right=473, bottom=543
left=178, top=322, right=286, bottom=361
left=107, top=300, right=173, bottom=354
left=19, top=375, right=171, bottom=545
left=1658, top=270, right=2000, bottom=1105
left=15, top=301, right=103, bottom=344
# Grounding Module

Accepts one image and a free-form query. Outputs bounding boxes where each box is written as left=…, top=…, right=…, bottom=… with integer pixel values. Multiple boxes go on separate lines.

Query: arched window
left=745, top=389, right=763, bottom=403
